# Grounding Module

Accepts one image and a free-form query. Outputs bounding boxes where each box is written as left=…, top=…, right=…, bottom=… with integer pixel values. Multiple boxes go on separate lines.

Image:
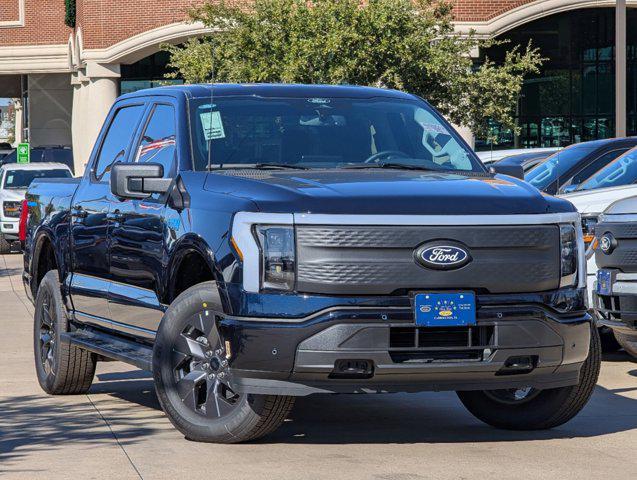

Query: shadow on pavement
left=0, top=394, right=157, bottom=467
left=80, top=368, right=637, bottom=446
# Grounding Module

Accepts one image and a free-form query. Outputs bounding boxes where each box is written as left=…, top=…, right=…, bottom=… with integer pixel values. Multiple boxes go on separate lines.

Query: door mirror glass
left=559, top=184, right=579, bottom=194
left=110, top=163, right=172, bottom=199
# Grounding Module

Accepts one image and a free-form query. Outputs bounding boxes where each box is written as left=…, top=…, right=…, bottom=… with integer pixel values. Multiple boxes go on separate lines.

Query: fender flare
left=165, top=233, right=220, bottom=304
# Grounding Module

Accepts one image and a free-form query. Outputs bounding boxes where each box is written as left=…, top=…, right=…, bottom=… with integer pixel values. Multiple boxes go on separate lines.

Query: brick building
left=0, top=0, right=634, bottom=172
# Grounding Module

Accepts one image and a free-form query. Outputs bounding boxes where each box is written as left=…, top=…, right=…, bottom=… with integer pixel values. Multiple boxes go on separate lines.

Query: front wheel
left=615, top=331, right=637, bottom=360
left=153, top=281, right=295, bottom=443
left=457, top=324, right=601, bottom=430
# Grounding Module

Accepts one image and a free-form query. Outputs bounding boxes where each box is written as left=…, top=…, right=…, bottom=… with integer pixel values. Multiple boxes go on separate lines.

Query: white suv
left=0, top=162, right=72, bottom=253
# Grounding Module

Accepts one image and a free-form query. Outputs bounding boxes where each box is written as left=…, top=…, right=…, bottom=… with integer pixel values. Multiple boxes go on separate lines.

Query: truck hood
left=559, top=184, right=637, bottom=215
left=204, top=169, right=575, bottom=215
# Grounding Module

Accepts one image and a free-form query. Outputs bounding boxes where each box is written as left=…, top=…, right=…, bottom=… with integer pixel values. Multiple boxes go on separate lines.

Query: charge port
left=329, top=359, right=374, bottom=379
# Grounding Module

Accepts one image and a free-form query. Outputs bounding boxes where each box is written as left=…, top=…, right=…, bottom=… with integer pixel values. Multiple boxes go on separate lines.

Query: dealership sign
left=17, top=143, right=29, bottom=164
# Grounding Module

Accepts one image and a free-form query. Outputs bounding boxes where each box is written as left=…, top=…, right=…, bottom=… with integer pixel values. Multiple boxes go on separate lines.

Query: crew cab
left=0, top=162, right=72, bottom=253
left=23, top=84, right=599, bottom=443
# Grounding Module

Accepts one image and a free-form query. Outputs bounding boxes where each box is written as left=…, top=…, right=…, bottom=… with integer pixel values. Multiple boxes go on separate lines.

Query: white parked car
left=476, top=147, right=562, bottom=165
left=0, top=162, right=72, bottom=253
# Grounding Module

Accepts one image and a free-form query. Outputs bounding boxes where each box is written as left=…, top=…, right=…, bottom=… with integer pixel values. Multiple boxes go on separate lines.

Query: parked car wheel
left=0, top=234, right=10, bottom=254
left=457, top=324, right=600, bottom=430
left=614, top=332, right=637, bottom=360
left=599, top=326, right=621, bottom=352
left=33, top=270, right=96, bottom=394
left=153, top=281, right=295, bottom=443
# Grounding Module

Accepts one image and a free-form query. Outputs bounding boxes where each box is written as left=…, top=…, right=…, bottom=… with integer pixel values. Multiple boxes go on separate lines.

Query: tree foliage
left=163, top=0, right=543, bottom=139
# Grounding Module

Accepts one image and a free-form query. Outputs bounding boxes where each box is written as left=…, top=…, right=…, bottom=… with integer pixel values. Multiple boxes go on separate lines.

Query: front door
left=108, top=102, right=178, bottom=333
left=70, top=102, right=146, bottom=320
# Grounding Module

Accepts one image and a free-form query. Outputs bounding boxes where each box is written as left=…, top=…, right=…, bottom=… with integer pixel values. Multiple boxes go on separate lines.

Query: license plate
left=414, top=292, right=476, bottom=327
left=597, top=270, right=613, bottom=296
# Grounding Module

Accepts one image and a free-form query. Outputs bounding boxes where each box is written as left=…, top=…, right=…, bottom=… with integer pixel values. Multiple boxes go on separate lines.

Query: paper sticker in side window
left=200, top=111, right=226, bottom=140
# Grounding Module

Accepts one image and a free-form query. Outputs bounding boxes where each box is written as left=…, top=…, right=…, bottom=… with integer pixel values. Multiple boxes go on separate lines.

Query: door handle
left=70, top=207, right=88, bottom=220
left=106, top=211, right=124, bottom=222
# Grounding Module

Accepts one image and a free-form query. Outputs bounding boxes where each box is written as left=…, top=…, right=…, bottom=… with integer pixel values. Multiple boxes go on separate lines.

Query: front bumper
left=221, top=303, right=592, bottom=396
left=593, top=272, right=637, bottom=338
left=0, top=218, right=18, bottom=239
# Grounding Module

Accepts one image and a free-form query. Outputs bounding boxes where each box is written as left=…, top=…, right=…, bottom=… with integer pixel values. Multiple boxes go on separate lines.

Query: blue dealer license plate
left=597, top=270, right=612, bottom=296
left=414, top=292, right=476, bottom=327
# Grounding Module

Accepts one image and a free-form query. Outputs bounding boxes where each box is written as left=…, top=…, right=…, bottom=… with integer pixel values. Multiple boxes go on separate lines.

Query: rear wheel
left=457, top=324, right=601, bottom=430
left=153, top=281, right=295, bottom=443
left=33, top=270, right=96, bottom=394
left=615, top=331, right=637, bottom=360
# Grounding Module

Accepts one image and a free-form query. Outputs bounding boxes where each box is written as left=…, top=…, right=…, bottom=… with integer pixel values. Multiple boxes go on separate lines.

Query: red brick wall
left=0, top=0, right=71, bottom=46
left=0, top=0, right=20, bottom=22
left=451, top=0, right=537, bottom=22
left=0, top=0, right=544, bottom=50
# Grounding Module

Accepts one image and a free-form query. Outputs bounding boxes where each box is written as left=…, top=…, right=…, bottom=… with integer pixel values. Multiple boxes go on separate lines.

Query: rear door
left=69, top=101, right=146, bottom=321
left=108, top=100, right=179, bottom=334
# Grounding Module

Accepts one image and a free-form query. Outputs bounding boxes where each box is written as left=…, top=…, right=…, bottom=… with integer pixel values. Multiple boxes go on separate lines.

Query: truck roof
left=119, top=83, right=417, bottom=101
left=1, top=162, right=71, bottom=171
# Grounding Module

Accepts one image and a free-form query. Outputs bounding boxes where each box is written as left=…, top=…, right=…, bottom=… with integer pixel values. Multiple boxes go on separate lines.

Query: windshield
left=577, top=149, right=637, bottom=191
left=525, top=144, right=595, bottom=190
left=3, top=168, right=71, bottom=189
left=189, top=96, right=483, bottom=172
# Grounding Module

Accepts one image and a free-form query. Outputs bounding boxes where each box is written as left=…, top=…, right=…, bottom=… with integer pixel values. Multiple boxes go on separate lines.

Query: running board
left=60, top=329, right=153, bottom=371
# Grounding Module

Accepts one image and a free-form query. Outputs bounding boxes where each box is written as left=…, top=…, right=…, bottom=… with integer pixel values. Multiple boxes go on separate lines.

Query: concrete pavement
left=0, top=253, right=636, bottom=480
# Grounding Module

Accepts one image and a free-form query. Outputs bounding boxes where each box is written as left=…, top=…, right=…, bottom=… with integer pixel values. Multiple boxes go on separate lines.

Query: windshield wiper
left=342, top=162, right=445, bottom=171
left=253, top=163, right=310, bottom=170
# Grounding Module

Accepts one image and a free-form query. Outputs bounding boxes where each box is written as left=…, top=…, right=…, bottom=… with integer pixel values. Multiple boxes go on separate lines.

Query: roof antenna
left=207, top=37, right=215, bottom=171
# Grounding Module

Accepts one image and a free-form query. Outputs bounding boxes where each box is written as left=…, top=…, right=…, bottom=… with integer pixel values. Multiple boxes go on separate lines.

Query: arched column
left=71, top=62, right=120, bottom=175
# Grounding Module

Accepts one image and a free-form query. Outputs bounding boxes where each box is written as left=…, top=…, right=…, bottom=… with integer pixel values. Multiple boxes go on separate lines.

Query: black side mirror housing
left=110, top=163, right=173, bottom=199
left=489, top=163, right=525, bottom=180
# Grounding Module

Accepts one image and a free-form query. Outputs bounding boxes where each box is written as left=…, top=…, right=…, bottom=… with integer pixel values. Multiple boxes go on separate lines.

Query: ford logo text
left=415, top=244, right=471, bottom=270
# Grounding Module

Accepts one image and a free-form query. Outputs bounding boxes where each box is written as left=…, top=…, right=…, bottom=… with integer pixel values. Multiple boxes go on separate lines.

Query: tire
left=33, top=270, right=96, bottom=394
left=599, top=326, right=621, bottom=353
left=457, top=324, right=601, bottom=430
left=615, top=331, right=637, bottom=360
left=0, top=234, right=10, bottom=254
left=153, top=281, right=295, bottom=443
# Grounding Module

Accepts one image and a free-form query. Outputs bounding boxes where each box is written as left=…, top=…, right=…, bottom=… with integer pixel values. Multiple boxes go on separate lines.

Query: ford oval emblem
left=415, top=244, right=472, bottom=270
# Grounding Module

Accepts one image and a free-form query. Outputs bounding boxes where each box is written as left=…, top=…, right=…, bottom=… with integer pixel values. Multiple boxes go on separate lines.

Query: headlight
left=2, top=201, right=21, bottom=218
left=560, top=224, right=578, bottom=288
left=255, top=225, right=296, bottom=291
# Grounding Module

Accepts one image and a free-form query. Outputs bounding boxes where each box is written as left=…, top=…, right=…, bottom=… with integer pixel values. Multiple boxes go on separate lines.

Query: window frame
left=133, top=102, right=179, bottom=178
left=89, top=100, right=149, bottom=184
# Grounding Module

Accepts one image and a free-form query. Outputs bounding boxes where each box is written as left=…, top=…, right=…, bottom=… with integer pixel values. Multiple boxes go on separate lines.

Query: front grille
left=2, top=201, right=21, bottom=218
left=596, top=220, right=637, bottom=273
left=388, top=326, right=495, bottom=363
left=389, top=326, right=495, bottom=349
left=296, top=225, right=560, bottom=295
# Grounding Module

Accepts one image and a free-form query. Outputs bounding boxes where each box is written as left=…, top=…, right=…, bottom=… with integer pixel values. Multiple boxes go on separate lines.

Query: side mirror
left=110, top=163, right=173, bottom=199
left=489, top=163, right=524, bottom=180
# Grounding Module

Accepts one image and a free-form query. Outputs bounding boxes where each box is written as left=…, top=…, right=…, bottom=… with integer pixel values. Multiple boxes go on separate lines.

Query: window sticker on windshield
left=6, top=175, right=13, bottom=184
left=200, top=111, right=226, bottom=140
left=420, top=123, right=450, bottom=136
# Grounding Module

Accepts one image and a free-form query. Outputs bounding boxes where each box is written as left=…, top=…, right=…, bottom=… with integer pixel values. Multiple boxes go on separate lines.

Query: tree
left=163, top=0, right=543, bottom=140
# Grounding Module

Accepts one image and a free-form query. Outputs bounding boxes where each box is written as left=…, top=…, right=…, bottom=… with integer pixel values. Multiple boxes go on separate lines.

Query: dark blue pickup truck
left=23, top=84, right=599, bottom=443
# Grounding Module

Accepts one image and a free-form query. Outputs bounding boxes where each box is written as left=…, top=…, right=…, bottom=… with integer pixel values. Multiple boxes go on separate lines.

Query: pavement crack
left=85, top=394, right=144, bottom=480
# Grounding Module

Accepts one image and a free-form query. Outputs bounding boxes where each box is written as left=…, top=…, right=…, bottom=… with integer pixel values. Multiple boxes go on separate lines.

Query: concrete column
left=451, top=123, right=475, bottom=150
left=71, top=63, right=120, bottom=175
left=12, top=99, right=23, bottom=145
left=616, top=0, right=627, bottom=137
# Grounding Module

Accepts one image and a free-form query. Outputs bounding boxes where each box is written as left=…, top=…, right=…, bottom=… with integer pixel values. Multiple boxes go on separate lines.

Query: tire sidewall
left=33, top=270, right=68, bottom=393
left=153, top=281, right=266, bottom=442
